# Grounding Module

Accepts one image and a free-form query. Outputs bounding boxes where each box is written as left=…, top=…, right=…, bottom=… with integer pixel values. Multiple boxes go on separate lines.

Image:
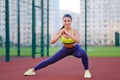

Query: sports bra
left=60, top=28, right=75, bottom=44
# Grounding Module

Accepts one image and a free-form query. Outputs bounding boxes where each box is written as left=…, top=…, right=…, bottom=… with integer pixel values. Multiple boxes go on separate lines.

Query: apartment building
left=80, top=0, right=120, bottom=45
left=0, top=0, right=59, bottom=46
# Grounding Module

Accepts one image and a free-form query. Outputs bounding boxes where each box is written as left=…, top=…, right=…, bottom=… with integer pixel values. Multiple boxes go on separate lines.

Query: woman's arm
left=64, top=29, right=80, bottom=43
left=50, top=30, right=64, bottom=44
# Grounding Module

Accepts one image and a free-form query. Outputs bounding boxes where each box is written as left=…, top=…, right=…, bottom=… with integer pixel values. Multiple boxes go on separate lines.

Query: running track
left=0, top=57, right=120, bottom=80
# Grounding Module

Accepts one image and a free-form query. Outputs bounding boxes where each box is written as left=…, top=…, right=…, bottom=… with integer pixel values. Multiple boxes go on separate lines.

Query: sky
left=59, top=0, right=80, bottom=14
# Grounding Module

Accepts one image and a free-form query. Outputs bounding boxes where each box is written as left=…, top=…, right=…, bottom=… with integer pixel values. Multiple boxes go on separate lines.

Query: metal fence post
left=115, top=32, right=119, bottom=46
left=32, top=0, right=36, bottom=58
left=17, top=0, right=20, bottom=56
left=41, top=0, right=44, bottom=57
left=84, top=0, right=87, bottom=51
left=46, top=0, right=49, bottom=57
left=5, top=0, right=10, bottom=62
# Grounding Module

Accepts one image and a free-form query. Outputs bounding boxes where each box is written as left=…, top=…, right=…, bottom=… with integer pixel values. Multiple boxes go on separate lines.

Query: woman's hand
left=64, top=29, right=80, bottom=43
left=59, top=29, right=71, bottom=37
left=64, top=31, right=71, bottom=37
left=58, top=29, right=65, bottom=37
left=50, top=30, right=65, bottom=44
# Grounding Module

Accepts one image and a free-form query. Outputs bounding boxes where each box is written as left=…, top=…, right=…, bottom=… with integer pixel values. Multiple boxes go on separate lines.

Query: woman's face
left=63, top=17, right=72, bottom=28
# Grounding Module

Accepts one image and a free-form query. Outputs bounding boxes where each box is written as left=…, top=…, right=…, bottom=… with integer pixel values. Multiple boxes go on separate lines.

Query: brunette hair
left=63, top=14, right=72, bottom=21
left=60, top=14, right=72, bottom=30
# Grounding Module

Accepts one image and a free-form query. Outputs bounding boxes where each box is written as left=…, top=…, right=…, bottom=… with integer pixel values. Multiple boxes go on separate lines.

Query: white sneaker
left=24, top=69, right=36, bottom=76
left=84, top=70, right=92, bottom=78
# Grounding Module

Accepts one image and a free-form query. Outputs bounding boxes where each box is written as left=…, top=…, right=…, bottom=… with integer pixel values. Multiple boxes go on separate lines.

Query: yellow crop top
left=60, top=28, right=75, bottom=44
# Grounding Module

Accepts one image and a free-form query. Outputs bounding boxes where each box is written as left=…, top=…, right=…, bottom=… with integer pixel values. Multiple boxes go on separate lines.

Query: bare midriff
left=63, top=43, right=76, bottom=48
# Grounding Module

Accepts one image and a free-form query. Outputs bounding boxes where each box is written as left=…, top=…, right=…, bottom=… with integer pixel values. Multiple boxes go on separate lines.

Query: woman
left=24, top=14, right=92, bottom=78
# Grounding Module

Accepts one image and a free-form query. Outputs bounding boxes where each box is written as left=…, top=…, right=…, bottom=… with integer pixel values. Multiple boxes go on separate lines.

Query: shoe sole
left=24, top=73, right=36, bottom=76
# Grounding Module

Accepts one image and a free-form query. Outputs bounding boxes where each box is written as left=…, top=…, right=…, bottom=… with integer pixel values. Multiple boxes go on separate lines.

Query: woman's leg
left=72, top=46, right=92, bottom=78
left=72, top=47, right=88, bottom=70
left=34, top=47, right=70, bottom=71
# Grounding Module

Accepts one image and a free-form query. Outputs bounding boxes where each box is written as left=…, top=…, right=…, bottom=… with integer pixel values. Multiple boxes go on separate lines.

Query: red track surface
left=0, top=57, right=120, bottom=80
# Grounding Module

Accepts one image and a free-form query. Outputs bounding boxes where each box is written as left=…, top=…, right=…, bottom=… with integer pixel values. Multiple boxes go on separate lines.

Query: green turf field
left=0, top=46, right=120, bottom=57
left=49, top=46, right=120, bottom=57
left=87, top=46, right=120, bottom=57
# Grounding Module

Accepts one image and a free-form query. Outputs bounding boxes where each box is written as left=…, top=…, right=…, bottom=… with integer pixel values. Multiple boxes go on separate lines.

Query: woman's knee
left=80, top=49, right=88, bottom=57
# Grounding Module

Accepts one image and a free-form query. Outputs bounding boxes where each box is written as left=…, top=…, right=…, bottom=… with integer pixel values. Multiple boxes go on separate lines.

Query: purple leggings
left=34, top=44, right=89, bottom=71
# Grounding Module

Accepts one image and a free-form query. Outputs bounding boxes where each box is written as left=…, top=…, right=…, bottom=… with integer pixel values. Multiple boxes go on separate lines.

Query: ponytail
left=60, top=25, right=65, bottom=30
